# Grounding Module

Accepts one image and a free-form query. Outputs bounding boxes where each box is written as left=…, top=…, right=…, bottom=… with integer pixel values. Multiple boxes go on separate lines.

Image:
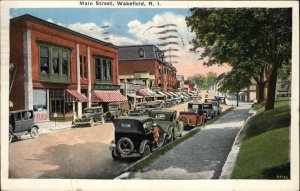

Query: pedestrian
left=152, top=126, right=160, bottom=147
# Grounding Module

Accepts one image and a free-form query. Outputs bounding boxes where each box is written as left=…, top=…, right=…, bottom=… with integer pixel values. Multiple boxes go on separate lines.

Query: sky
left=10, top=8, right=231, bottom=79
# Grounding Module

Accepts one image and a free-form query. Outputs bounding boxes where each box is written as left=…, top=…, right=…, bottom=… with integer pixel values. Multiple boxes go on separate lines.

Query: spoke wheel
left=30, top=127, right=39, bottom=139
left=142, top=144, right=151, bottom=158
left=89, top=119, right=95, bottom=127
left=9, top=133, right=13, bottom=143
left=117, top=137, right=134, bottom=155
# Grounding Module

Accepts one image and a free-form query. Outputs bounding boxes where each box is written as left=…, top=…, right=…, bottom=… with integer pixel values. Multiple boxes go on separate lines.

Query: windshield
left=109, top=105, right=118, bottom=110
left=84, top=109, right=94, bottom=114
left=203, top=104, right=213, bottom=109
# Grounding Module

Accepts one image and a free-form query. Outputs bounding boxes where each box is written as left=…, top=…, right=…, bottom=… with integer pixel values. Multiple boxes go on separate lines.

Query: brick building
left=118, top=45, right=177, bottom=93
left=9, top=14, right=126, bottom=121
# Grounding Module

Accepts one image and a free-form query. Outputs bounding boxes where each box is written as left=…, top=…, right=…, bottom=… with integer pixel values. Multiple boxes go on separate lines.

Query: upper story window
left=38, top=43, right=71, bottom=81
left=138, top=48, right=145, bottom=58
left=94, top=56, right=113, bottom=83
left=80, top=55, right=87, bottom=79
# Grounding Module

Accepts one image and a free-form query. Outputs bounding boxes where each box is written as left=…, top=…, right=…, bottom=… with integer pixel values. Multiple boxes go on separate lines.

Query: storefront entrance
left=49, top=89, right=65, bottom=120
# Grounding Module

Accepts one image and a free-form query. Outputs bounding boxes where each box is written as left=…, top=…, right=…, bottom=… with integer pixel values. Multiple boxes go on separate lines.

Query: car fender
left=139, top=140, right=150, bottom=154
left=32, top=125, right=39, bottom=129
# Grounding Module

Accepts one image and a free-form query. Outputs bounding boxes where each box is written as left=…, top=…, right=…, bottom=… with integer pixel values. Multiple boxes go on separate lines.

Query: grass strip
left=231, top=98, right=290, bottom=179
left=129, top=128, right=200, bottom=172
left=206, top=107, right=234, bottom=125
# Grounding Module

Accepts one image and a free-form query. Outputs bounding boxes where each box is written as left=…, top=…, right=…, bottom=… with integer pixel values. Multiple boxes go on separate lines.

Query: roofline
left=119, top=58, right=177, bottom=71
left=11, top=14, right=118, bottom=49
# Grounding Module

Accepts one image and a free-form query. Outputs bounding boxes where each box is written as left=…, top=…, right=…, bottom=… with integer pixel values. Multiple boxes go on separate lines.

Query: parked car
left=202, top=102, right=215, bottom=120
left=109, top=116, right=168, bottom=160
left=73, top=107, right=105, bottom=127
left=149, top=109, right=183, bottom=141
left=129, top=102, right=147, bottom=116
left=178, top=102, right=207, bottom=128
left=205, top=99, right=221, bottom=115
left=9, top=109, right=39, bottom=143
left=215, top=96, right=226, bottom=105
left=105, top=102, right=130, bottom=120
left=144, top=100, right=164, bottom=115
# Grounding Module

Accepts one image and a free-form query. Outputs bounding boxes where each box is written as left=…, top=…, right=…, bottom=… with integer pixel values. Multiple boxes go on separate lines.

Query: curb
left=114, top=127, right=202, bottom=179
left=219, top=108, right=256, bottom=179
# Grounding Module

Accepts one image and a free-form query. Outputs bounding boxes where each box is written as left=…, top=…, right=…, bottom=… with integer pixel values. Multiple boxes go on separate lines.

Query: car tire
left=89, top=119, right=95, bottom=127
left=117, top=137, right=134, bottom=155
left=9, top=132, right=13, bottom=143
left=30, top=127, right=39, bottom=139
left=142, top=144, right=151, bottom=158
left=112, top=148, right=121, bottom=160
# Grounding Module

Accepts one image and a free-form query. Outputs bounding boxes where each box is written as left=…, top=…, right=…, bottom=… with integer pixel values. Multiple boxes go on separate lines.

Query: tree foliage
left=188, top=72, right=218, bottom=90
left=186, top=8, right=292, bottom=110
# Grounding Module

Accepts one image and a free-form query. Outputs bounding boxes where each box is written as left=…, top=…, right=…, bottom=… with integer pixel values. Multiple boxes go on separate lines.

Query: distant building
left=176, top=75, right=185, bottom=91
left=118, top=45, right=177, bottom=93
left=9, top=14, right=126, bottom=121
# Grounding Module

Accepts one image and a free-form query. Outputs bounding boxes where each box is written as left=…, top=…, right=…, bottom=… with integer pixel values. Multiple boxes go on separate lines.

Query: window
left=62, top=51, right=68, bottom=76
left=95, top=59, right=101, bottom=80
left=94, top=56, right=113, bottom=82
left=102, top=60, right=107, bottom=80
left=38, top=43, right=70, bottom=78
left=40, top=47, right=49, bottom=74
left=80, top=56, right=83, bottom=78
left=53, top=49, right=59, bottom=75
left=138, top=48, right=145, bottom=58
left=84, top=56, right=87, bottom=79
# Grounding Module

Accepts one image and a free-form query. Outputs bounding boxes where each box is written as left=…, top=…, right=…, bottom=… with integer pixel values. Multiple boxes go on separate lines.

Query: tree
left=188, top=72, right=218, bottom=90
left=186, top=8, right=292, bottom=110
left=219, top=70, right=251, bottom=107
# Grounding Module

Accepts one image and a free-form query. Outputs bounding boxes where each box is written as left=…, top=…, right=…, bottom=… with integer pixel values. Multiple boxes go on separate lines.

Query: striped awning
left=137, top=89, right=149, bottom=97
left=127, top=94, right=143, bottom=98
left=65, top=89, right=88, bottom=102
left=92, top=91, right=128, bottom=103
left=157, top=91, right=167, bottom=97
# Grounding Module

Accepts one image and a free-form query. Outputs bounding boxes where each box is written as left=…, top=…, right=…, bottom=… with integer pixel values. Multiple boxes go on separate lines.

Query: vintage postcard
left=1, top=1, right=299, bottom=191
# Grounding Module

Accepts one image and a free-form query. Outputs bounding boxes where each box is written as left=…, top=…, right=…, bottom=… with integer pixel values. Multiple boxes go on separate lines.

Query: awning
left=157, top=91, right=167, bottom=96
left=163, top=92, right=174, bottom=98
left=127, top=94, right=143, bottom=98
left=92, top=91, right=128, bottom=103
left=169, top=92, right=179, bottom=97
left=137, top=89, right=149, bottom=97
left=66, top=89, right=88, bottom=102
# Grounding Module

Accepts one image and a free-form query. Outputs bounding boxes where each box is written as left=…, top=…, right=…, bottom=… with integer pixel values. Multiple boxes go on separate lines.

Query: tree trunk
left=236, top=91, right=239, bottom=107
left=265, top=63, right=279, bottom=111
left=256, top=82, right=265, bottom=104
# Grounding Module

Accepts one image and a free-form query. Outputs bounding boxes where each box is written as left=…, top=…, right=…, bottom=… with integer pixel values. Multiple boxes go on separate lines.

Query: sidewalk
left=117, top=103, right=252, bottom=179
left=36, top=121, right=74, bottom=134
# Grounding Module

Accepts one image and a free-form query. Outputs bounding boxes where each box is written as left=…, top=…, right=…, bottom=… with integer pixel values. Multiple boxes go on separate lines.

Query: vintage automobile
left=149, top=109, right=183, bottom=141
left=178, top=102, right=207, bottom=128
left=109, top=116, right=168, bottom=160
left=73, top=107, right=105, bottom=127
left=9, top=109, right=39, bottom=143
left=129, top=102, right=147, bottom=116
left=144, top=100, right=164, bottom=115
left=215, top=96, right=226, bottom=105
left=205, top=99, right=221, bottom=115
left=105, top=102, right=130, bottom=120
left=202, top=102, right=215, bottom=120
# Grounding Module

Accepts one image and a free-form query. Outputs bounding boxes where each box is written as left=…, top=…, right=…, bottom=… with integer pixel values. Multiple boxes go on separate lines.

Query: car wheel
left=166, top=131, right=174, bottom=143
left=142, top=144, right=151, bottom=158
left=30, top=127, right=39, bottom=139
left=117, top=137, right=134, bottom=155
left=112, top=148, right=121, bottom=160
left=89, top=119, right=95, bottom=127
left=9, top=132, right=13, bottom=143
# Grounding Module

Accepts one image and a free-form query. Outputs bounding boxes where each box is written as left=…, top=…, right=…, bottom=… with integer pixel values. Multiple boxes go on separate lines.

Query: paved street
left=125, top=103, right=252, bottom=179
left=9, top=102, right=192, bottom=179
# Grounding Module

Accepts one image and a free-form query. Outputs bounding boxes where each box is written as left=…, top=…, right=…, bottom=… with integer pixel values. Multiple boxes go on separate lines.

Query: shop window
left=94, top=56, right=113, bottom=83
left=40, top=47, right=49, bottom=74
left=33, top=89, right=47, bottom=112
